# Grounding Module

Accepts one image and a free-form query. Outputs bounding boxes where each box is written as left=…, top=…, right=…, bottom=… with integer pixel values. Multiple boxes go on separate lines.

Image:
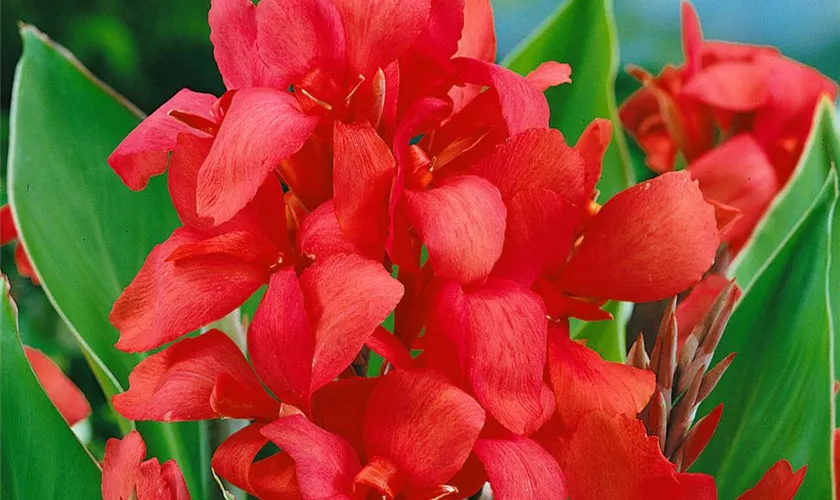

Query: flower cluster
left=93, top=0, right=809, bottom=498
left=620, top=3, right=837, bottom=254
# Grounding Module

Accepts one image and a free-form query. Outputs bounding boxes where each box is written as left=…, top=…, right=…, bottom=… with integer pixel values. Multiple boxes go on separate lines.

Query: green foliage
left=502, top=0, right=634, bottom=200
left=570, top=301, right=632, bottom=363
left=693, top=101, right=840, bottom=498
left=0, top=275, right=102, bottom=499
left=7, top=26, right=209, bottom=499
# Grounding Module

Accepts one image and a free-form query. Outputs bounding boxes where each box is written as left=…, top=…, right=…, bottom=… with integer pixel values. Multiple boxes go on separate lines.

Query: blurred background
left=1, top=0, right=838, bottom=456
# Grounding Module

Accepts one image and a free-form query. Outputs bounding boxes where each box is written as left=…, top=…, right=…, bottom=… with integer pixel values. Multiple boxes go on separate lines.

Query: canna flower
left=112, top=329, right=564, bottom=498
left=102, top=431, right=190, bottom=500
left=620, top=2, right=837, bottom=252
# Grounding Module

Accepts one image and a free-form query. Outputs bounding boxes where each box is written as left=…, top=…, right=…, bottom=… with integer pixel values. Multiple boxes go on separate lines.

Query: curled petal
left=526, top=61, right=572, bottom=92
left=547, top=326, right=654, bottom=429
left=262, top=414, right=361, bottom=499
left=575, top=118, right=613, bottom=196
left=683, top=62, right=769, bottom=112
left=736, top=460, right=807, bottom=500
left=108, top=90, right=216, bottom=191
left=455, top=0, right=496, bottom=62
left=113, top=330, right=278, bottom=422
left=562, top=171, right=719, bottom=302
left=364, top=369, right=485, bottom=490
left=25, top=347, right=91, bottom=426
left=298, top=201, right=361, bottom=261
left=681, top=1, right=703, bottom=78
left=405, top=175, right=506, bottom=284
left=196, top=88, right=318, bottom=225
left=618, top=87, right=677, bottom=174
left=211, top=423, right=270, bottom=496
left=110, top=228, right=271, bottom=352
left=452, top=57, right=550, bottom=134
left=473, top=432, right=566, bottom=500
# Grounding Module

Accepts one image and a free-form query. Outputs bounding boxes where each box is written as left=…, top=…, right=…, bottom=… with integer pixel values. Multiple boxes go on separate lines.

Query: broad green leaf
left=693, top=104, right=840, bottom=498
left=502, top=0, right=634, bottom=200
left=570, top=301, right=632, bottom=362
left=8, top=26, right=209, bottom=498
left=1, top=275, right=102, bottom=499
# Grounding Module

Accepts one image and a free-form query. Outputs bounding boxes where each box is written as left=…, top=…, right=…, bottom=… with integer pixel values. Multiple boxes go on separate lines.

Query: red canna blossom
left=102, top=431, right=190, bottom=500
left=620, top=1, right=837, bottom=253
left=0, top=204, right=39, bottom=284
left=25, top=346, right=91, bottom=426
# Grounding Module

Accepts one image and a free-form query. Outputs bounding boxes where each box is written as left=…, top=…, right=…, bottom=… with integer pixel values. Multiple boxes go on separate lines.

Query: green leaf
left=7, top=26, right=209, bottom=498
left=1, top=275, right=102, bottom=499
left=693, top=102, right=840, bottom=498
left=570, top=301, right=632, bottom=362
left=502, top=0, right=634, bottom=200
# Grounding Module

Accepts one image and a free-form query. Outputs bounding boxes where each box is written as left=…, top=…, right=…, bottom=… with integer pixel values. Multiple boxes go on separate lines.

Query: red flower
left=620, top=1, right=837, bottom=252
left=102, top=431, right=190, bottom=500
left=736, top=460, right=806, bottom=500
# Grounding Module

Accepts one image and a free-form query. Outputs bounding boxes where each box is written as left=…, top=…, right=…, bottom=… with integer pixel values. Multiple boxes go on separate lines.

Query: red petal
left=405, top=175, right=506, bottom=284
left=108, top=89, right=216, bottom=191
left=557, top=412, right=711, bottom=500
left=526, top=61, right=572, bottom=92
left=471, top=128, right=585, bottom=206
left=451, top=57, right=550, bottom=134
left=0, top=204, right=16, bottom=245
left=683, top=62, right=769, bottom=112
left=25, top=347, right=91, bottom=426
left=249, top=256, right=402, bottom=409
left=160, top=461, right=190, bottom=500
left=687, top=134, right=779, bottom=251
left=575, top=118, right=613, bottom=196
left=364, top=369, right=485, bottom=490
left=681, top=1, right=703, bottom=78
left=473, top=433, right=566, bottom=499
left=255, top=0, right=346, bottom=88
left=547, top=327, right=654, bottom=429
left=262, top=414, right=361, bottom=499
left=297, top=201, right=361, bottom=260
left=113, top=330, right=278, bottom=421
left=492, top=189, right=578, bottom=286
left=619, top=87, right=678, bottom=174
left=455, top=0, right=495, bottom=62
left=248, top=268, right=313, bottom=408
left=102, top=431, right=145, bottom=500
left=195, top=88, right=318, bottom=225
left=411, top=0, right=466, bottom=64
left=110, top=227, right=270, bottom=352
left=562, top=171, right=719, bottom=302
left=249, top=453, right=300, bottom=500
left=209, top=0, right=258, bottom=89
left=333, top=0, right=431, bottom=77
left=302, top=254, right=404, bottom=391
left=675, top=274, right=734, bottom=349
left=312, top=377, right=376, bottom=459
left=737, top=460, right=806, bottom=500
left=366, top=326, right=415, bottom=371
left=333, top=121, right=395, bottom=257
left=136, top=459, right=170, bottom=500
left=211, top=423, right=271, bottom=496
left=13, top=242, right=39, bottom=285
left=429, top=279, right=547, bottom=435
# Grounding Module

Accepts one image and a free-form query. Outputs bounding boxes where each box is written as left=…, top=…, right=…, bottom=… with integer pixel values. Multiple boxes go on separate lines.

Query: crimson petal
left=109, top=90, right=216, bottom=191
left=405, top=175, right=506, bottom=284
left=562, top=171, right=719, bottom=302
left=113, top=330, right=278, bottom=422
left=364, top=369, right=485, bottom=490
left=195, top=88, right=318, bottom=225
left=209, top=0, right=258, bottom=90
left=25, top=347, right=91, bottom=426
left=473, top=432, right=566, bottom=499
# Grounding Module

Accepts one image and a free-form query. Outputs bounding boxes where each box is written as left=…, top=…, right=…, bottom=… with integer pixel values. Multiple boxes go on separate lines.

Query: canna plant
left=0, top=0, right=838, bottom=499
